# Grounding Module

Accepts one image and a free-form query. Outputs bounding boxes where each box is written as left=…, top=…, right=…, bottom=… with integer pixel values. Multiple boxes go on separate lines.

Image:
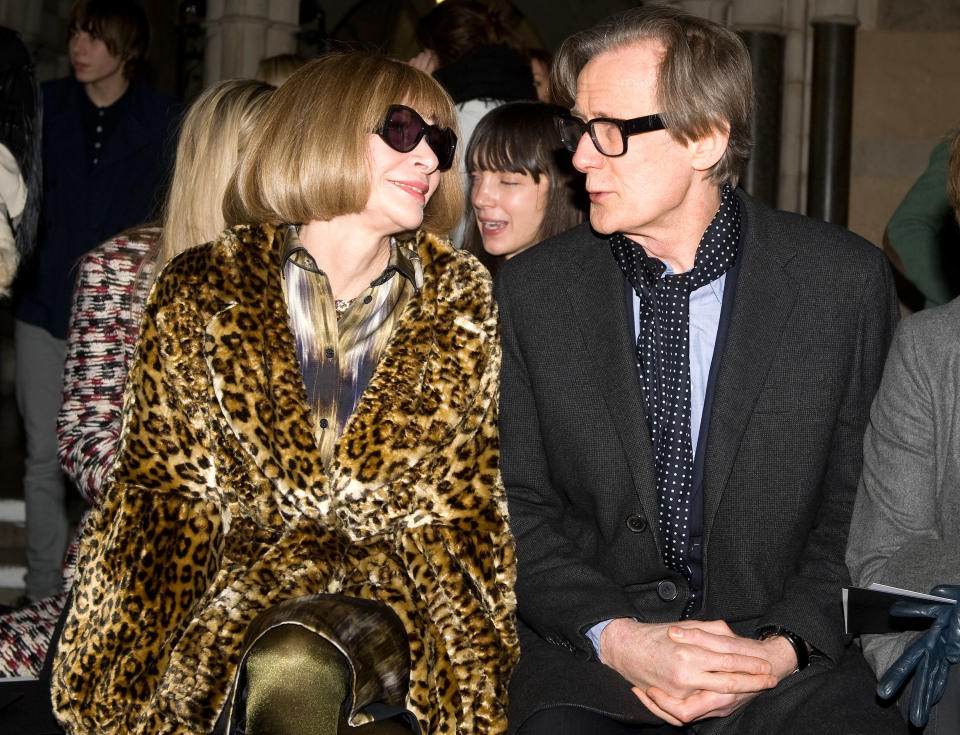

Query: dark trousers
left=0, top=592, right=69, bottom=734
left=903, top=667, right=960, bottom=735
left=517, top=707, right=690, bottom=735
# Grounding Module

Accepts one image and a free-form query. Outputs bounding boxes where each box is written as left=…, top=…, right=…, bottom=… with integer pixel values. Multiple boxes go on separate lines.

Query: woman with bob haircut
left=465, top=101, right=587, bottom=273
left=51, top=53, right=518, bottom=735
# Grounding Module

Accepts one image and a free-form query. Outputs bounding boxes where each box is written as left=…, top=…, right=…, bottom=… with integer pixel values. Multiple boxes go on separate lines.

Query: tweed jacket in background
left=58, top=234, right=156, bottom=502
left=51, top=225, right=518, bottom=734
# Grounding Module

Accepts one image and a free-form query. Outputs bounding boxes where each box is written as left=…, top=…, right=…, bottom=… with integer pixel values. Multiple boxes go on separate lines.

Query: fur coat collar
left=52, top=224, right=518, bottom=734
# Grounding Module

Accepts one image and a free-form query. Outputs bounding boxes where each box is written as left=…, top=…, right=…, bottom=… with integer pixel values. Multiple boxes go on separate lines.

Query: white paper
left=866, top=582, right=957, bottom=605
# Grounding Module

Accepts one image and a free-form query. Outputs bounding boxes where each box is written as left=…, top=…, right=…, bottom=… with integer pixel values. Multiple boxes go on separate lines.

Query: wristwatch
left=757, top=625, right=810, bottom=672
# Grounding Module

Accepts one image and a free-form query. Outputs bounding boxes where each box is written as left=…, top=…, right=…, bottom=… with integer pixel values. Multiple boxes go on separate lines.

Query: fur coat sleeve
left=51, top=225, right=518, bottom=735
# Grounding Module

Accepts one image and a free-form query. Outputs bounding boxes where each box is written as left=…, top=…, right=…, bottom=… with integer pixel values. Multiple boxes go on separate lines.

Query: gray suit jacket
left=846, top=296, right=960, bottom=678
left=497, top=190, right=900, bottom=731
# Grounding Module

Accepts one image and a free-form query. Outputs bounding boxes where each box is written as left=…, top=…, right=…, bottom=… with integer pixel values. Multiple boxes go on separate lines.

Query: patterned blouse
left=281, top=225, right=421, bottom=466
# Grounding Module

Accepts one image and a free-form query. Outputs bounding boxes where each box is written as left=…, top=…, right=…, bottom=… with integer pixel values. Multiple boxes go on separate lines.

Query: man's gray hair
left=552, top=4, right=754, bottom=187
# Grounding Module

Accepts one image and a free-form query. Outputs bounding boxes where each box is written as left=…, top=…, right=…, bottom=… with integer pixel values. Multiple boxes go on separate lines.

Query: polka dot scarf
left=609, top=184, right=741, bottom=598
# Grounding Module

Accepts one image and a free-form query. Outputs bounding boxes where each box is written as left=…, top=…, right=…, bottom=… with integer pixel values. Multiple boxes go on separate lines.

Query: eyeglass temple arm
left=622, top=114, right=665, bottom=134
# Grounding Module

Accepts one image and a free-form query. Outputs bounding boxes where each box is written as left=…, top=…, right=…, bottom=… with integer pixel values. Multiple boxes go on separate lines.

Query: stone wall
left=849, top=13, right=960, bottom=248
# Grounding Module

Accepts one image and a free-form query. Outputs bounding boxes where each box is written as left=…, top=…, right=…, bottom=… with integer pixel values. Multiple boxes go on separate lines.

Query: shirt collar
left=281, top=224, right=422, bottom=291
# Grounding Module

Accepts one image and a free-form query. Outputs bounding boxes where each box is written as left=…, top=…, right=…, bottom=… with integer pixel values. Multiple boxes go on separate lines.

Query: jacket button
left=657, top=580, right=679, bottom=602
left=625, top=514, right=648, bottom=532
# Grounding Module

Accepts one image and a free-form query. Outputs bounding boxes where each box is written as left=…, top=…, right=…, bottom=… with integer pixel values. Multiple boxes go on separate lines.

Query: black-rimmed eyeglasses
left=376, top=104, right=458, bottom=172
left=556, top=113, right=666, bottom=157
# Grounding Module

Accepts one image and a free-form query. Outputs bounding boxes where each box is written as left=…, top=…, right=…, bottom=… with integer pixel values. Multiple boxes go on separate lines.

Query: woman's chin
left=484, top=240, right=533, bottom=260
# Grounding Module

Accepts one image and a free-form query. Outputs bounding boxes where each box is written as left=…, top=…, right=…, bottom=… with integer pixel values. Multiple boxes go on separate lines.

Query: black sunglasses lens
left=382, top=107, right=422, bottom=152
left=425, top=127, right=456, bottom=171
left=381, top=105, right=456, bottom=170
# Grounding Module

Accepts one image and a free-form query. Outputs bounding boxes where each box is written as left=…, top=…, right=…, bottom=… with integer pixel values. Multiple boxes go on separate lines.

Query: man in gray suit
left=496, top=6, right=906, bottom=733
left=846, top=131, right=960, bottom=731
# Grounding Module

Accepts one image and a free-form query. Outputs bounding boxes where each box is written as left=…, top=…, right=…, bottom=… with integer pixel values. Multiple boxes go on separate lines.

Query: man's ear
left=690, top=123, right=729, bottom=173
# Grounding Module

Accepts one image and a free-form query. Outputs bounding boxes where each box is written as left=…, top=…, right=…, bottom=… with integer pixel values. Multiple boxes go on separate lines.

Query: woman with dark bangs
left=465, top=101, right=587, bottom=274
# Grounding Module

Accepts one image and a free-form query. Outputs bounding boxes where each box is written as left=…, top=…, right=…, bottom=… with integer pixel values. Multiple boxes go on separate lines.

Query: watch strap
left=758, top=625, right=810, bottom=671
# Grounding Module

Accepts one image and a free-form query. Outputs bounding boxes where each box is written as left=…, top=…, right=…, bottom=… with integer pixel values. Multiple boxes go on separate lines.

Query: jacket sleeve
left=52, top=269, right=223, bottom=735
left=57, top=240, right=147, bottom=503
left=757, top=250, right=900, bottom=663
left=846, top=309, right=960, bottom=678
left=406, top=282, right=518, bottom=733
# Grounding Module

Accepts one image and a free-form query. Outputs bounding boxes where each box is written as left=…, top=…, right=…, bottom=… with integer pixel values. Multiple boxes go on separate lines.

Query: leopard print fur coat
left=51, top=224, right=519, bottom=734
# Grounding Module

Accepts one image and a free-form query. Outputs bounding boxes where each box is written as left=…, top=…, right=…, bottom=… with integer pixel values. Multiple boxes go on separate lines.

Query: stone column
left=676, top=0, right=731, bottom=24
left=731, top=0, right=786, bottom=208
left=777, top=0, right=810, bottom=213
left=265, top=0, right=300, bottom=58
left=203, top=0, right=299, bottom=86
left=806, top=0, right=858, bottom=225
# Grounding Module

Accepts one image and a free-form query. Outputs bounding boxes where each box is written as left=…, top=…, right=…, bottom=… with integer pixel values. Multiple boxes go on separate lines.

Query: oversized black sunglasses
left=376, top=104, right=458, bottom=172
left=556, top=113, right=666, bottom=157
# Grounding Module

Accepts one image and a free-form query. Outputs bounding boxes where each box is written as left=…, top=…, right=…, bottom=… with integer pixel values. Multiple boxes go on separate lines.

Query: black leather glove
left=876, top=584, right=960, bottom=727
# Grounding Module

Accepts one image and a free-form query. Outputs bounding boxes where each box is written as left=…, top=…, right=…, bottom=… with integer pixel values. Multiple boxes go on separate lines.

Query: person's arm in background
left=885, top=139, right=960, bottom=310
left=57, top=237, right=152, bottom=504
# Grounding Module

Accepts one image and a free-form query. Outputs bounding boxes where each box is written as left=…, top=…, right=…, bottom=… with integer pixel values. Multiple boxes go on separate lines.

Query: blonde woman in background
left=60, top=77, right=276, bottom=500
left=256, top=53, right=308, bottom=86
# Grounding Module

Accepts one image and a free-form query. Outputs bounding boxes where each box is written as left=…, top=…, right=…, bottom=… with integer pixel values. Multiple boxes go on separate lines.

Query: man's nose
left=572, top=131, right=602, bottom=172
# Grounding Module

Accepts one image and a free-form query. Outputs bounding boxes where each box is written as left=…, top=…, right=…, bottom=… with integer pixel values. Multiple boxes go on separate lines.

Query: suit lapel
left=568, top=235, right=660, bottom=539
left=701, top=196, right=799, bottom=541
